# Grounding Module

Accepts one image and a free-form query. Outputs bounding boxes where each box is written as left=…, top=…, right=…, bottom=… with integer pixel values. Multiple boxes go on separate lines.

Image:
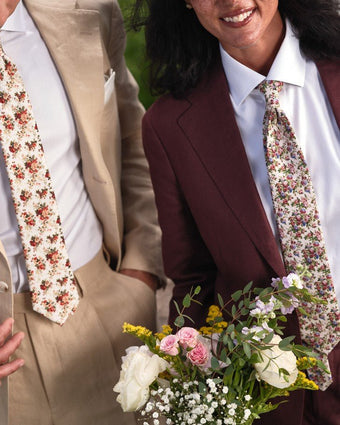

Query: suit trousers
left=9, top=249, right=157, bottom=425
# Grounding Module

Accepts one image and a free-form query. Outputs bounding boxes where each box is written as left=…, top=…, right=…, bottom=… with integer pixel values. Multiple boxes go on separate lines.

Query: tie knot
left=258, top=80, right=283, bottom=104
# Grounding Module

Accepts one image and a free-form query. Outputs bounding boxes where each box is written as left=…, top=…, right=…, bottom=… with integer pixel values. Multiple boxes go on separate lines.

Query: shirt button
left=0, top=281, right=9, bottom=293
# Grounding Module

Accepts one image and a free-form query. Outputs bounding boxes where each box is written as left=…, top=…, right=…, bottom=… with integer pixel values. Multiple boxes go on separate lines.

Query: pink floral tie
left=259, top=80, right=340, bottom=390
left=0, top=44, right=79, bottom=325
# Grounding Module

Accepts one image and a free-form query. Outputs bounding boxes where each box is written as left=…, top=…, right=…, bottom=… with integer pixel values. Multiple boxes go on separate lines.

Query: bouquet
left=114, top=269, right=327, bottom=425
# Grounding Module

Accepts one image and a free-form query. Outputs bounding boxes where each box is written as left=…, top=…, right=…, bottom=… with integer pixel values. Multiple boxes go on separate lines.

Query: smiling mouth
left=222, top=9, right=254, bottom=23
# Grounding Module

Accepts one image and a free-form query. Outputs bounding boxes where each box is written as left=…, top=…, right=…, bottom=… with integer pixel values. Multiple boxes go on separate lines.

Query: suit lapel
left=179, top=62, right=284, bottom=277
left=24, top=0, right=105, bottom=171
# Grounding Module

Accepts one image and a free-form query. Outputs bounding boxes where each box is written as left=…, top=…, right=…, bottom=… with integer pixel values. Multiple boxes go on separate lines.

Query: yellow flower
left=199, top=326, right=214, bottom=335
left=292, top=371, right=319, bottom=391
left=214, top=321, right=228, bottom=332
left=206, top=305, right=223, bottom=322
left=296, top=356, right=317, bottom=370
left=122, top=322, right=152, bottom=339
left=155, top=324, right=173, bottom=341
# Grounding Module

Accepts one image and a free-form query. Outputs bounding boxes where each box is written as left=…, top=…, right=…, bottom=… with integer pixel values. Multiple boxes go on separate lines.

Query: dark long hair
left=130, top=0, right=340, bottom=97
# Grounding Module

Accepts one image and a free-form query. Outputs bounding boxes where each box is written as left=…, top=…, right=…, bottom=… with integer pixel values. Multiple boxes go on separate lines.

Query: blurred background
left=118, top=0, right=172, bottom=328
left=118, top=0, right=156, bottom=109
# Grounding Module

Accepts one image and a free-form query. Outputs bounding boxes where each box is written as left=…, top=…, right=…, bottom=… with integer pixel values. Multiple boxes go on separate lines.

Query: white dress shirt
left=0, top=1, right=103, bottom=292
left=220, top=21, right=340, bottom=302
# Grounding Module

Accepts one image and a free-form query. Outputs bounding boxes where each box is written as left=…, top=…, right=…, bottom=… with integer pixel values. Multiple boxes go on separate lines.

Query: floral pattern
left=259, top=80, right=340, bottom=389
left=0, top=45, right=79, bottom=325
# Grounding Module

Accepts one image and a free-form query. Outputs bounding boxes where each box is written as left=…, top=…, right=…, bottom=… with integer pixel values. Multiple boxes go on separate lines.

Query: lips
left=221, top=8, right=255, bottom=25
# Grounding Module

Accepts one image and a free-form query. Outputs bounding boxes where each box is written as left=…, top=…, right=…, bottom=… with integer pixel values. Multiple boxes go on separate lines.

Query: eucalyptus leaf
left=243, top=281, right=253, bottom=294
left=194, top=286, right=201, bottom=295
left=174, top=315, right=185, bottom=328
left=279, top=336, right=295, bottom=348
left=182, top=294, right=191, bottom=308
left=173, top=300, right=181, bottom=315
left=263, top=332, right=274, bottom=344
left=231, top=290, right=243, bottom=302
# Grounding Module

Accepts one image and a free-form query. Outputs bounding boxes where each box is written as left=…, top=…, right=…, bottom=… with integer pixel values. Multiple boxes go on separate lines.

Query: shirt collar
left=1, top=1, right=27, bottom=33
left=220, top=19, right=306, bottom=106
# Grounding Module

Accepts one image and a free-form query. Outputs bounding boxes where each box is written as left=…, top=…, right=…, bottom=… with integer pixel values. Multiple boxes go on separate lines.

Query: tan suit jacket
left=0, top=0, right=163, bottom=317
left=0, top=0, right=163, bottom=420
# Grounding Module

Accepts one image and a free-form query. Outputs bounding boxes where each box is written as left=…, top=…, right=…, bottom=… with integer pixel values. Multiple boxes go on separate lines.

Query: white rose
left=254, top=335, right=298, bottom=388
left=113, top=345, right=169, bottom=412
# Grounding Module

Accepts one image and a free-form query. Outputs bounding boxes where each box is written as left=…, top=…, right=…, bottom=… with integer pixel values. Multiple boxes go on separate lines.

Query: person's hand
left=0, top=318, right=24, bottom=384
left=120, top=269, right=159, bottom=292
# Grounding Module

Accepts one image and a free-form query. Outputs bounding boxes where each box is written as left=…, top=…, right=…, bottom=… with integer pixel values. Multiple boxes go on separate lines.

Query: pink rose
left=186, top=340, right=211, bottom=368
left=159, top=335, right=180, bottom=356
left=176, top=327, right=199, bottom=349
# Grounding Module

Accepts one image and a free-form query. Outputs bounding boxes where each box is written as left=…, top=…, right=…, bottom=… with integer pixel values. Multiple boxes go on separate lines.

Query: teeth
left=223, top=10, right=253, bottom=23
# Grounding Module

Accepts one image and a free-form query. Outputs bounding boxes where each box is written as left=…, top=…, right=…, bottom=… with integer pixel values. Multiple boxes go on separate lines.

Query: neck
left=0, top=0, right=20, bottom=27
left=226, top=13, right=285, bottom=75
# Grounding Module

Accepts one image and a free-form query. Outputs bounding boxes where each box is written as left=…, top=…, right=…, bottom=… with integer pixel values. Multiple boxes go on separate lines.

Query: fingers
left=0, top=318, right=25, bottom=381
left=0, top=317, right=15, bottom=346
left=0, top=358, right=24, bottom=382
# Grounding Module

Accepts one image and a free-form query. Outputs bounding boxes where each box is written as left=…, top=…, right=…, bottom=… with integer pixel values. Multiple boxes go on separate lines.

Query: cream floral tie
left=0, top=44, right=79, bottom=325
left=259, top=80, right=340, bottom=390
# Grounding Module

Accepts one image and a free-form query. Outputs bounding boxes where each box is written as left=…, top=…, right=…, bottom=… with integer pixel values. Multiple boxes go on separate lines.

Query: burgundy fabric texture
left=142, top=58, right=340, bottom=425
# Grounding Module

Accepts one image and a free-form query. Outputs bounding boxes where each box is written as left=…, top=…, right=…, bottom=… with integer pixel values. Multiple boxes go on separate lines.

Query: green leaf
left=297, top=306, right=310, bottom=316
left=211, top=356, right=220, bottom=370
left=243, top=281, right=253, bottom=294
left=241, top=308, right=249, bottom=316
left=279, top=336, right=295, bottom=349
left=277, top=315, right=288, bottom=322
left=231, top=290, right=243, bottom=302
left=243, top=342, right=252, bottom=359
left=292, top=344, right=313, bottom=357
left=316, top=359, right=330, bottom=373
left=226, top=324, right=235, bottom=333
left=238, top=357, right=246, bottom=367
left=224, top=364, right=234, bottom=376
left=279, top=367, right=289, bottom=376
left=263, top=332, right=274, bottom=344
left=174, top=315, right=185, bottom=328
left=182, top=294, right=191, bottom=308
left=249, top=352, right=262, bottom=364
left=173, top=300, right=181, bottom=315
left=198, top=382, right=207, bottom=394
left=227, top=338, right=234, bottom=352
left=194, top=286, right=201, bottom=295
left=231, top=305, right=237, bottom=317
left=218, top=293, right=224, bottom=308
left=182, top=314, right=195, bottom=324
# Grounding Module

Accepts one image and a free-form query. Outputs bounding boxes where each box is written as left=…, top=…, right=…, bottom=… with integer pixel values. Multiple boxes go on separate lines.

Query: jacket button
left=0, top=281, right=9, bottom=293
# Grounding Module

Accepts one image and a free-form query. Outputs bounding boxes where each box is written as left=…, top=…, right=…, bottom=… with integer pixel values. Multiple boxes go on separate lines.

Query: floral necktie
left=259, top=80, right=340, bottom=390
left=0, top=44, right=79, bottom=325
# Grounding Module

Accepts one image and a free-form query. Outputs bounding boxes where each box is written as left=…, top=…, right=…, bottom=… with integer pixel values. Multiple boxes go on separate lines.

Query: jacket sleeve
left=142, top=112, right=217, bottom=325
left=107, top=1, right=165, bottom=282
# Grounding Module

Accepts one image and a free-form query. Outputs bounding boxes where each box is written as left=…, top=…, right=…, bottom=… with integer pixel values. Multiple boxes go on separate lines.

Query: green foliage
left=118, top=0, right=157, bottom=109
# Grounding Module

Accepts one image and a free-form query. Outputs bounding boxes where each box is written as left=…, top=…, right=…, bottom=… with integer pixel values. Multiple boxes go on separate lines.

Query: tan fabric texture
left=9, top=250, right=156, bottom=425
left=0, top=0, right=164, bottom=422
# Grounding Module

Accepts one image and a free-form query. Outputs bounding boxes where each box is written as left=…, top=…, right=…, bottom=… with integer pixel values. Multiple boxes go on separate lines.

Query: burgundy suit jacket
left=142, top=58, right=340, bottom=425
